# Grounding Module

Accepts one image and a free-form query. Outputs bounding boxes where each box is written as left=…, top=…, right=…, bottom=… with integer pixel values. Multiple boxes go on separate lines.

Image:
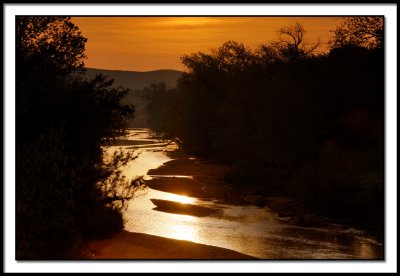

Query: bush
left=16, top=127, right=80, bottom=259
left=289, top=148, right=383, bottom=237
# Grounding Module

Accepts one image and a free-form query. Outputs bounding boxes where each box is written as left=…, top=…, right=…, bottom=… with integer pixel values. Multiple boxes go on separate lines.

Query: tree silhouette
left=16, top=16, right=136, bottom=259
left=16, top=17, right=87, bottom=74
left=260, top=22, right=320, bottom=62
left=330, top=17, right=383, bottom=49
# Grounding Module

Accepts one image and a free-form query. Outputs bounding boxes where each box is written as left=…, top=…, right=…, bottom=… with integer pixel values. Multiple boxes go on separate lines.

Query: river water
left=108, top=128, right=383, bottom=259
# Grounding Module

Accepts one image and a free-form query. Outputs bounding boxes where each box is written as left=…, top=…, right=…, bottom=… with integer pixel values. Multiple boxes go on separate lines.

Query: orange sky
left=71, top=17, right=342, bottom=72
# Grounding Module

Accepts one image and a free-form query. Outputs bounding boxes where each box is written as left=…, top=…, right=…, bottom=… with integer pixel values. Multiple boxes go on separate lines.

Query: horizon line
left=84, top=67, right=184, bottom=73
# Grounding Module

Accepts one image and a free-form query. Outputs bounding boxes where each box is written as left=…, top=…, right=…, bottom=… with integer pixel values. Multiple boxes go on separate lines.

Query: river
left=106, top=128, right=383, bottom=259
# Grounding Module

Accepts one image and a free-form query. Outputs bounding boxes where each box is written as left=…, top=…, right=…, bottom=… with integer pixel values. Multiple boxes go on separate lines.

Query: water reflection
left=125, top=187, right=383, bottom=259
left=160, top=193, right=196, bottom=204
left=163, top=215, right=199, bottom=241
left=115, top=129, right=383, bottom=259
left=124, top=188, right=201, bottom=243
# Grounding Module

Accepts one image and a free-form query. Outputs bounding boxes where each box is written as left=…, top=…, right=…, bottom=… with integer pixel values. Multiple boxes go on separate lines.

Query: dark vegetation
left=143, top=18, right=384, bottom=238
left=16, top=17, right=140, bottom=259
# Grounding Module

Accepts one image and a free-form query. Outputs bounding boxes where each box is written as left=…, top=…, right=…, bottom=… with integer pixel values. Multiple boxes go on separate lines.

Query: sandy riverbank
left=81, top=230, right=257, bottom=259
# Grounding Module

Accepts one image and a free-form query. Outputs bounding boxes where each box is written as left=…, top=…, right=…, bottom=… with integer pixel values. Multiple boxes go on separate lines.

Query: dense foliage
left=16, top=17, right=137, bottom=259
left=144, top=19, right=384, bottom=238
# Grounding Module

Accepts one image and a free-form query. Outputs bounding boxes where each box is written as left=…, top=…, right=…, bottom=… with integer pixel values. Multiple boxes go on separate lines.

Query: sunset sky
left=71, top=17, right=342, bottom=72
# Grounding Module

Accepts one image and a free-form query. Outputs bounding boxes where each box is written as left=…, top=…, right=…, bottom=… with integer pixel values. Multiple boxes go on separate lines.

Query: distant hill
left=83, top=68, right=182, bottom=128
left=84, top=68, right=182, bottom=90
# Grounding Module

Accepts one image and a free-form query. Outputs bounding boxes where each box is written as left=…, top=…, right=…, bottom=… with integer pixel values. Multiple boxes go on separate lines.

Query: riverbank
left=81, top=230, right=257, bottom=259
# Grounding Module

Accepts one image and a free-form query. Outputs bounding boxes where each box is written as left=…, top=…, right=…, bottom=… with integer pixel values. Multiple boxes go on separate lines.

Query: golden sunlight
left=162, top=17, right=221, bottom=27
left=164, top=193, right=196, bottom=204
left=165, top=215, right=199, bottom=242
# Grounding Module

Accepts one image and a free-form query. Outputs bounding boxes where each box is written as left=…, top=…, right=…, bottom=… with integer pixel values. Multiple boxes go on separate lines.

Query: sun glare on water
left=165, top=193, right=195, bottom=204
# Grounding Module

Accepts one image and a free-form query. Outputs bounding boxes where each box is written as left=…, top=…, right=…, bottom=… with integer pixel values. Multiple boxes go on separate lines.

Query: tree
left=260, top=22, right=320, bottom=63
left=16, top=17, right=88, bottom=142
left=16, top=16, right=87, bottom=74
left=16, top=16, right=137, bottom=259
left=182, top=41, right=255, bottom=74
left=330, top=17, right=383, bottom=49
